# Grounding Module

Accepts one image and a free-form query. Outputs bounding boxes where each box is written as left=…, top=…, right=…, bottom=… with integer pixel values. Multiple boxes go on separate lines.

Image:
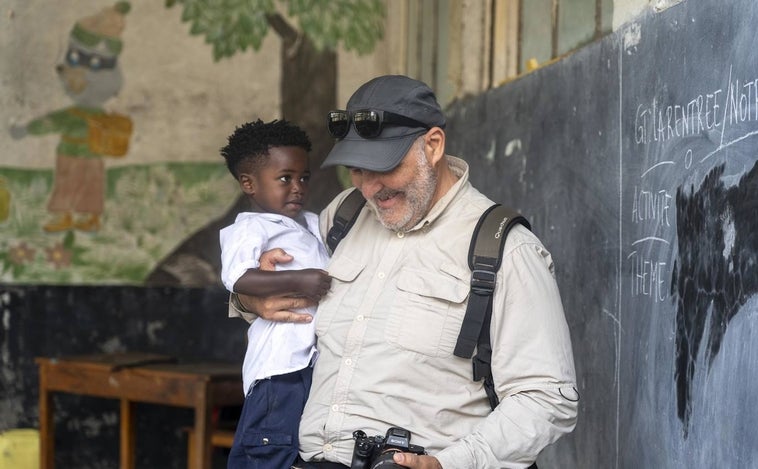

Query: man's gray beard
left=371, top=146, right=437, bottom=232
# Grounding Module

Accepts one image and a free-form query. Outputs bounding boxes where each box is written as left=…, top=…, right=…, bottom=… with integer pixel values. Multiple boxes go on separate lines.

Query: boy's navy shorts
left=227, top=366, right=313, bottom=469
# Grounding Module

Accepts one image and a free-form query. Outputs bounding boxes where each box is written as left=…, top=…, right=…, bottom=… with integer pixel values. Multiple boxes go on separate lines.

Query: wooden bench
left=185, top=427, right=235, bottom=467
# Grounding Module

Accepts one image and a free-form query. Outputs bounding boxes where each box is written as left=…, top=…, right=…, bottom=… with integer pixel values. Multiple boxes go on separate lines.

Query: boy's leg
left=227, top=367, right=312, bottom=469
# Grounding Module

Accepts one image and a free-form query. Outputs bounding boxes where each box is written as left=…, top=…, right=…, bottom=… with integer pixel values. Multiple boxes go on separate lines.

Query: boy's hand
left=236, top=247, right=328, bottom=322
left=259, top=248, right=331, bottom=300
left=296, top=269, right=332, bottom=300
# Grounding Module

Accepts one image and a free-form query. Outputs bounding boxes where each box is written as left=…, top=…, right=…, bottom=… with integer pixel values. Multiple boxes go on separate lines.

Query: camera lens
left=369, top=450, right=404, bottom=469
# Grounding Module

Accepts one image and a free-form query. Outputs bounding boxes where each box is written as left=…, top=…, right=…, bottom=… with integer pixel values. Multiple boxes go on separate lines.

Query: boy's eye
left=278, top=175, right=291, bottom=183
left=300, top=175, right=310, bottom=183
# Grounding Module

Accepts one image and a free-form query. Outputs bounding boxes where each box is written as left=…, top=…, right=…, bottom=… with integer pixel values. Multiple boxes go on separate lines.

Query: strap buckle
left=470, top=268, right=496, bottom=295
left=326, top=218, right=348, bottom=252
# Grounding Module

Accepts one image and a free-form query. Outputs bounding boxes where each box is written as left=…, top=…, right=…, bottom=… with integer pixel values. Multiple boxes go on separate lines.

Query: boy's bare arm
left=233, top=268, right=331, bottom=300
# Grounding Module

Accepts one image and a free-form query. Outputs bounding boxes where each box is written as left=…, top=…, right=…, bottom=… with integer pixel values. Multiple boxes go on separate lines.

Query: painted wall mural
left=10, top=2, right=133, bottom=235
left=1, top=1, right=282, bottom=285
left=1, top=1, right=385, bottom=286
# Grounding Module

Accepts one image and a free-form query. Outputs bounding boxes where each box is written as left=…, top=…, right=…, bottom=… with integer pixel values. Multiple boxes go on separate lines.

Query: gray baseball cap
left=322, top=75, right=446, bottom=172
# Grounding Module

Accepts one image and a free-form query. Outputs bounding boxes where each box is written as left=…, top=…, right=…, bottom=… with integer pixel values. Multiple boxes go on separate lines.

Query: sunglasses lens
left=327, top=111, right=349, bottom=138
left=353, top=110, right=382, bottom=138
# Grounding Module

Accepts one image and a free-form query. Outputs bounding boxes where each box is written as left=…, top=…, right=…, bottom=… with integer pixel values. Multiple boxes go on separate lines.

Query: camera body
left=350, top=426, right=426, bottom=469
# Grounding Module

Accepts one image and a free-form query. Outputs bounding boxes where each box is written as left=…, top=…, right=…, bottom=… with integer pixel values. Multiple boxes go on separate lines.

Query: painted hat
left=70, top=2, right=131, bottom=57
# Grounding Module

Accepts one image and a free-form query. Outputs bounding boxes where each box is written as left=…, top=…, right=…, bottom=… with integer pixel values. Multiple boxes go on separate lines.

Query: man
left=231, top=75, right=578, bottom=468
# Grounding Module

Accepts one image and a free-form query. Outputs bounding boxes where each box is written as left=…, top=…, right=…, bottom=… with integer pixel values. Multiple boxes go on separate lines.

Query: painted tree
left=166, top=0, right=385, bottom=210
left=148, top=0, right=384, bottom=286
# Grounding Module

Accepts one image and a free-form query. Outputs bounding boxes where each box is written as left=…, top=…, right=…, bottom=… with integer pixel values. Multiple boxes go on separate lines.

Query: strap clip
left=470, top=265, right=496, bottom=295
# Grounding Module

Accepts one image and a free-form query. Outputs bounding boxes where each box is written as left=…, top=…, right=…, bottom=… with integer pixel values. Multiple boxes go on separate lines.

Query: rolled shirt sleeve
left=437, top=231, right=579, bottom=468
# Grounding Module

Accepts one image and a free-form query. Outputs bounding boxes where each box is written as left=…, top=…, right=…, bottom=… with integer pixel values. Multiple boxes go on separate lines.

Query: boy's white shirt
left=219, top=210, right=329, bottom=394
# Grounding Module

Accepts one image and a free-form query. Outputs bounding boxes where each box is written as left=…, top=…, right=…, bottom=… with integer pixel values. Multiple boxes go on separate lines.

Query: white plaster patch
left=146, top=320, right=166, bottom=343
left=485, top=139, right=496, bottom=162
left=654, top=0, right=684, bottom=12
left=721, top=207, right=735, bottom=269
left=101, top=336, right=124, bottom=354
left=623, top=23, right=641, bottom=52
left=504, top=138, right=522, bottom=157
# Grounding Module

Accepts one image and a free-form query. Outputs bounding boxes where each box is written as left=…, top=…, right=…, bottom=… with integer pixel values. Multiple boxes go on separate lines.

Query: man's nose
left=356, top=170, right=382, bottom=197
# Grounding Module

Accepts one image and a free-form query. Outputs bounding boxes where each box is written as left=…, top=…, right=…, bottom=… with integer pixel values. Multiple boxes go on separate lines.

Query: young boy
left=219, top=119, right=331, bottom=469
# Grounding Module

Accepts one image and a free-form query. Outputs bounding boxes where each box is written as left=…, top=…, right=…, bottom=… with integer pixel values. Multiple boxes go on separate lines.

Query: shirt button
left=324, top=443, right=333, bottom=452
left=356, top=314, right=365, bottom=321
left=345, top=358, right=353, bottom=366
left=397, top=231, right=405, bottom=238
left=331, top=404, right=339, bottom=412
left=378, top=272, right=385, bottom=279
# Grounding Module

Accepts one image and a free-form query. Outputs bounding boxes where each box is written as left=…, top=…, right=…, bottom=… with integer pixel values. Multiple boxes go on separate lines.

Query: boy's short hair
left=220, top=119, right=312, bottom=178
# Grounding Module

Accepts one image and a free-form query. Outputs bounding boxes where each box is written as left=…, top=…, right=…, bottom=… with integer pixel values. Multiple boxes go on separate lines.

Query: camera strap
left=329, top=190, right=530, bottom=412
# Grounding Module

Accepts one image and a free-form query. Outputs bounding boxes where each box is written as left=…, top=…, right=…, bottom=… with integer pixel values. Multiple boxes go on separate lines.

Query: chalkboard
left=446, top=1, right=758, bottom=467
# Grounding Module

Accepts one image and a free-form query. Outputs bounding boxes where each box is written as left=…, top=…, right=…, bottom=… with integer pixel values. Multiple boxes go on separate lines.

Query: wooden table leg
left=190, top=391, right=212, bottom=469
left=38, top=364, right=54, bottom=469
left=120, top=399, right=136, bottom=469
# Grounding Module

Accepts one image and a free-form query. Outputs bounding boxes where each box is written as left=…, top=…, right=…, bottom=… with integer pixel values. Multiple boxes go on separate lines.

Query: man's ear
left=424, top=127, right=446, bottom=165
left=239, top=173, right=256, bottom=195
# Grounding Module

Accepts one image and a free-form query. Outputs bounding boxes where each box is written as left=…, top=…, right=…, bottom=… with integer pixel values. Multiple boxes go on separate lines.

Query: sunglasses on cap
left=327, top=109, right=429, bottom=139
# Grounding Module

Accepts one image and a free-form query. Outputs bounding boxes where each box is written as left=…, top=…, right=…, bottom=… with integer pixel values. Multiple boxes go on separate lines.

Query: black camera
left=350, top=426, right=426, bottom=469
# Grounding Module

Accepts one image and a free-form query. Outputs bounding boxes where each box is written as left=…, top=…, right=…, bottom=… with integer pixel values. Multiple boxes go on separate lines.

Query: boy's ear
left=239, top=173, right=256, bottom=195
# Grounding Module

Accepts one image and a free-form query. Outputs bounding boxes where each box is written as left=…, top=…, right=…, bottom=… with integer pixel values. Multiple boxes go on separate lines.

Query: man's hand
left=392, top=453, right=443, bottom=469
left=259, top=248, right=293, bottom=271
left=237, top=292, right=316, bottom=323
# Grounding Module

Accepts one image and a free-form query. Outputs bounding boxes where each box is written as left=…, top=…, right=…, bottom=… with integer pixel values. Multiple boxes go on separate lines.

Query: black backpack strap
left=454, top=204, right=531, bottom=410
left=326, top=188, right=366, bottom=253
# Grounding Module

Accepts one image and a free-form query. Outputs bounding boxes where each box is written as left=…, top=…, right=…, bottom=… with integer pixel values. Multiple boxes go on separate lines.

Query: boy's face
left=240, top=146, right=311, bottom=218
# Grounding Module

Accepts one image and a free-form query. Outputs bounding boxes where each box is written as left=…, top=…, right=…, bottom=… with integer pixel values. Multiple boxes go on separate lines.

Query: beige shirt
left=298, top=156, right=578, bottom=468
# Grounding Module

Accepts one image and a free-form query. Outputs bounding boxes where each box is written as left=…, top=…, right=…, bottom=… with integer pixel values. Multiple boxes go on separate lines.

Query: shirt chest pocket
left=316, top=255, right=364, bottom=339
left=386, top=264, right=469, bottom=357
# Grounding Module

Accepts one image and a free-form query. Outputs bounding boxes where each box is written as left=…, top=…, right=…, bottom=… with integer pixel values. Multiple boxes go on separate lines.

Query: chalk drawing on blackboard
left=671, top=160, right=758, bottom=436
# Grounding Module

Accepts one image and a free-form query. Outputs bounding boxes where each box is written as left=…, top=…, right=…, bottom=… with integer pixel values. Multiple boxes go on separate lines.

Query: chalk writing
left=634, top=91, right=722, bottom=145
left=726, top=78, right=758, bottom=126
left=634, top=70, right=758, bottom=149
left=631, top=186, right=672, bottom=226
left=627, top=249, right=667, bottom=302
